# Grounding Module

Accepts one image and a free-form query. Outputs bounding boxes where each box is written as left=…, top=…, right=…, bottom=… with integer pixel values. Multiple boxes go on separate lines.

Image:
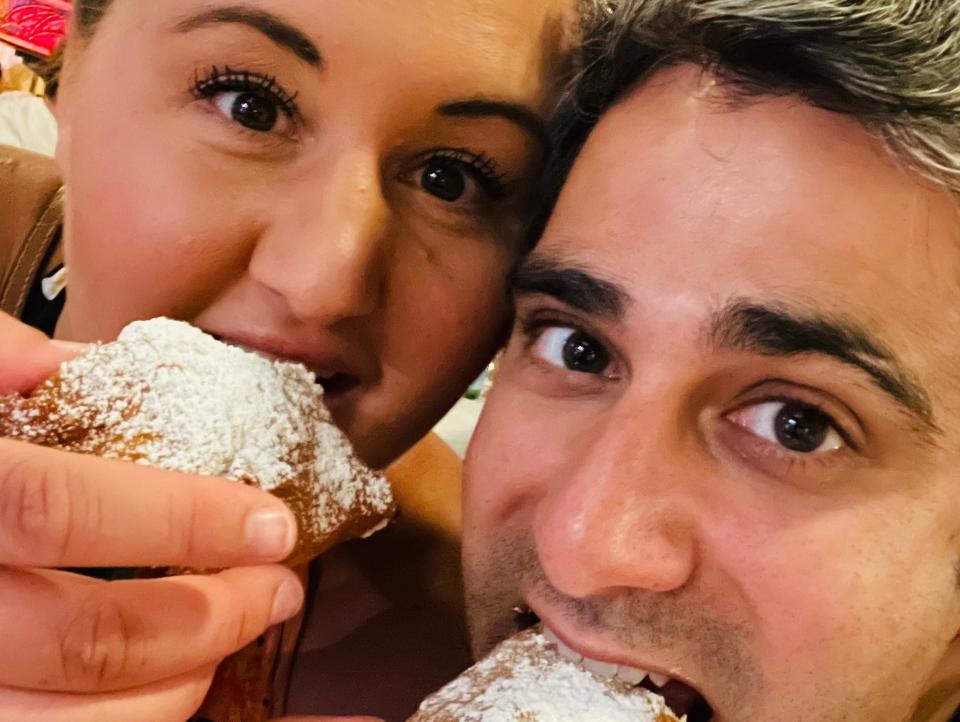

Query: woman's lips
left=204, top=330, right=369, bottom=397
left=199, top=329, right=367, bottom=428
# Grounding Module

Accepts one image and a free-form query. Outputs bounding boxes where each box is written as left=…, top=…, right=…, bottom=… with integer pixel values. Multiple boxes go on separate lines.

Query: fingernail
left=50, top=339, right=89, bottom=354
left=270, top=577, right=304, bottom=624
left=244, top=507, right=297, bottom=559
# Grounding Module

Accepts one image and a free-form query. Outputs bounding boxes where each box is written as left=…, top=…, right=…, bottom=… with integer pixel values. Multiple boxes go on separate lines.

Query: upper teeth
left=542, top=626, right=669, bottom=688
left=647, top=672, right=670, bottom=687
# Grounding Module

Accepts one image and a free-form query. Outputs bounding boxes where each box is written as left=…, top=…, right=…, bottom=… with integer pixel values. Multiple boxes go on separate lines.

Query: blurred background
left=0, top=0, right=65, bottom=154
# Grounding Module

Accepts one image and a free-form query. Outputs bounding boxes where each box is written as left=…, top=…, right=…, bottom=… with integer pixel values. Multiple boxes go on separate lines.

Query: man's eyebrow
left=173, top=5, right=322, bottom=68
left=439, top=99, right=550, bottom=151
left=511, top=257, right=629, bottom=319
left=710, top=300, right=939, bottom=435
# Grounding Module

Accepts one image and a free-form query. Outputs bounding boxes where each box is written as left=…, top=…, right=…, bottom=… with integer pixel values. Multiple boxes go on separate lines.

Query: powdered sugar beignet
left=409, top=628, right=684, bottom=722
left=0, top=318, right=395, bottom=564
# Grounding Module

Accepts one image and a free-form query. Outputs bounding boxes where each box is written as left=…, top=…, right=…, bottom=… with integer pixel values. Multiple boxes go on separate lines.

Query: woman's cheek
left=62, top=181, right=251, bottom=343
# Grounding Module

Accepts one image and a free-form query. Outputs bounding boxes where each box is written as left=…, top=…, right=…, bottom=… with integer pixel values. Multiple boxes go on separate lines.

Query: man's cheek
left=462, top=397, right=542, bottom=572
left=462, top=437, right=509, bottom=533
left=744, top=532, right=913, bottom=691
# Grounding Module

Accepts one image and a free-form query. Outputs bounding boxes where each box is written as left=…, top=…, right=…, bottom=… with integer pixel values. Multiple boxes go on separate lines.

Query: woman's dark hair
left=30, top=0, right=112, bottom=97
left=75, top=0, right=113, bottom=35
left=25, top=43, right=63, bottom=97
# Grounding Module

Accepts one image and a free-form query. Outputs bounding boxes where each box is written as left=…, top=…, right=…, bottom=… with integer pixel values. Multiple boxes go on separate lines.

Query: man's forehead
left=567, top=66, right=927, bottom=217
left=542, top=66, right=960, bottom=340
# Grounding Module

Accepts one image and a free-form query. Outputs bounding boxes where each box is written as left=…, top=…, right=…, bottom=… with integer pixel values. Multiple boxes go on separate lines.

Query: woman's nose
left=249, top=150, right=390, bottom=325
left=533, top=419, right=699, bottom=599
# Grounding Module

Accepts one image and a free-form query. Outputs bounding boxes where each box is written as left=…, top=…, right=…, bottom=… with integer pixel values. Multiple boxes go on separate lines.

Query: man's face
left=462, top=65, right=960, bottom=722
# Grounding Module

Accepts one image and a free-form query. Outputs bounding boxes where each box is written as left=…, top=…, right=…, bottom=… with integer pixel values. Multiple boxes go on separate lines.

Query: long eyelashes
left=191, top=65, right=300, bottom=119
left=420, top=148, right=509, bottom=199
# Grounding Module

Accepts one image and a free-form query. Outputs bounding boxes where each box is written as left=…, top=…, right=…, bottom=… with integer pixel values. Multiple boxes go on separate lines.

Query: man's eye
left=533, top=327, right=611, bottom=375
left=728, top=400, right=845, bottom=454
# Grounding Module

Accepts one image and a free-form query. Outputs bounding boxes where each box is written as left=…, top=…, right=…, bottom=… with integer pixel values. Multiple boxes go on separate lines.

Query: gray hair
left=534, top=0, right=960, bottom=236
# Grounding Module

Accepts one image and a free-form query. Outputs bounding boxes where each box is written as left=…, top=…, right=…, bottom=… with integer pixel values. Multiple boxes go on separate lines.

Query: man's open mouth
left=514, top=607, right=715, bottom=722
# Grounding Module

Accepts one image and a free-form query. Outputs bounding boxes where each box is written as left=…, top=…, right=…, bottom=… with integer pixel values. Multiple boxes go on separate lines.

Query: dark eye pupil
left=562, top=332, right=609, bottom=374
left=422, top=161, right=466, bottom=202
left=232, top=93, right=278, bottom=132
left=775, top=404, right=830, bottom=452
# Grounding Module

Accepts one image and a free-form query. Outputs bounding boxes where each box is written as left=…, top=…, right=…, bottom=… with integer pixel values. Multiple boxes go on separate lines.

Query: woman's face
left=53, top=0, right=573, bottom=467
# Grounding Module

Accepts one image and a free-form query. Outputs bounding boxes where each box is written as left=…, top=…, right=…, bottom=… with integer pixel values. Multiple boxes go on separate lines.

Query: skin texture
left=463, top=65, right=960, bottom=722
left=54, top=0, right=573, bottom=468
left=0, top=1, right=574, bottom=720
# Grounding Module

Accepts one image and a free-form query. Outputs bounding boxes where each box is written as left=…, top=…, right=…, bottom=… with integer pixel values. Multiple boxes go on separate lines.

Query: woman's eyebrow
left=172, top=4, right=323, bottom=68
left=439, top=99, right=550, bottom=151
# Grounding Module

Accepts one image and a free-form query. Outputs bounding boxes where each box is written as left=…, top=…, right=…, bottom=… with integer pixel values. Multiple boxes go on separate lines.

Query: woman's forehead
left=95, top=0, right=575, bottom=99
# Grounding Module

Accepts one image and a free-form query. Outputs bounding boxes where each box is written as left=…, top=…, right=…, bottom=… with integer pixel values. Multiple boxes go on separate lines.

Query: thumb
left=0, top=311, right=85, bottom=393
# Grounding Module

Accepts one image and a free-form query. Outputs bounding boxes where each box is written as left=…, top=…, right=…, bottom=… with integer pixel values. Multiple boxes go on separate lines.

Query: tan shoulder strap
left=0, top=144, right=64, bottom=318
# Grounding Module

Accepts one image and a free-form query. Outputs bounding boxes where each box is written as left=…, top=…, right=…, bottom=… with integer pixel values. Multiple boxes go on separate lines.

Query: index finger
left=0, top=311, right=83, bottom=393
left=0, top=439, right=297, bottom=568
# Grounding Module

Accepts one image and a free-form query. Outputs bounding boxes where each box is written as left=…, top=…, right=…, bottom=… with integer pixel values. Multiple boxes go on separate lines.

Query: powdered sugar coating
left=410, top=629, right=683, bottom=722
left=0, top=318, right=395, bottom=560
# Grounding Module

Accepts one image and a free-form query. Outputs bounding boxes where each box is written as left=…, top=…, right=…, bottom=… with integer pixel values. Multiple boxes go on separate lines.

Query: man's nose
left=249, top=150, right=389, bottom=324
left=533, top=414, right=699, bottom=599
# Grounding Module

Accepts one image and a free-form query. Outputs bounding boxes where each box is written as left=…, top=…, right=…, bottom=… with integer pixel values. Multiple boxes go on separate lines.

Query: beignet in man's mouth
left=408, top=627, right=685, bottom=722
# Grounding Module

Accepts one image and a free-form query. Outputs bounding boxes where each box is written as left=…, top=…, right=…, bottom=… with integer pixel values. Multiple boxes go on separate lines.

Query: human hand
left=0, top=309, right=81, bottom=392
left=0, top=312, right=304, bottom=721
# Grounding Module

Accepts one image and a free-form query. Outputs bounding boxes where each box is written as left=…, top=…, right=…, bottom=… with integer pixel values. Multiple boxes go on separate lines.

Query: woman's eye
left=421, top=158, right=469, bottom=202
left=192, top=67, right=298, bottom=137
left=415, top=151, right=507, bottom=206
left=213, top=91, right=288, bottom=133
left=728, top=400, right=845, bottom=454
left=533, top=327, right=611, bottom=375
